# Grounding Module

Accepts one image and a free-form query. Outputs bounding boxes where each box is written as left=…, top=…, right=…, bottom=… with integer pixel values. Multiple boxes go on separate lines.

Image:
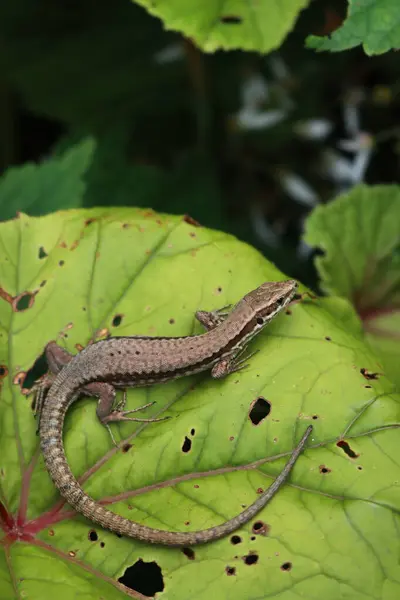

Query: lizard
left=34, top=279, right=312, bottom=546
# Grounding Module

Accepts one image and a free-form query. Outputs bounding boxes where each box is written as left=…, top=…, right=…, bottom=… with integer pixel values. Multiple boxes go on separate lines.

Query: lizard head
left=238, top=279, right=298, bottom=335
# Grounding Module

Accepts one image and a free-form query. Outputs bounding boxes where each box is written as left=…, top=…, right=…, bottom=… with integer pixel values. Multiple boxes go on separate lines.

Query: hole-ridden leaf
left=0, top=207, right=399, bottom=599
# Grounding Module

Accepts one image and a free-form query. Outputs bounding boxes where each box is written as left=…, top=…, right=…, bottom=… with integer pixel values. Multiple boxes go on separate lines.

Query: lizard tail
left=40, top=381, right=312, bottom=546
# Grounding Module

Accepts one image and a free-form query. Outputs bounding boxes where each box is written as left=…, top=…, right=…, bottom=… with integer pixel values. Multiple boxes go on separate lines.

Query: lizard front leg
left=211, top=347, right=259, bottom=379
left=195, top=304, right=232, bottom=330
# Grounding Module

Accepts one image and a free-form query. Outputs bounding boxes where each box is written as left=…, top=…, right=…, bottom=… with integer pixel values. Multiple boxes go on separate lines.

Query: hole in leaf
left=220, top=15, right=242, bottom=24
left=119, top=560, right=164, bottom=596
left=182, top=547, right=195, bottom=560
left=281, top=562, right=292, bottom=571
left=15, top=292, right=34, bottom=312
left=190, top=428, right=195, bottom=436
left=243, top=553, right=258, bottom=565
left=112, top=314, right=123, bottom=327
left=23, top=351, right=48, bottom=391
left=337, top=440, right=359, bottom=458
left=252, top=521, right=270, bottom=536
left=122, top=443, right=132, bottom=453
left=88, top=530, right=98, bottom=542
left=231, top=535, right=242, bottom=545
left=319, top=465, right=331, bottom=474
left=360, top=368, right=380, bottom=380
left=226, top=566, right=236, bottom=575
left=38, top=246, right=48, bottom=259
left=0, top=365, right=8, bottom=379
left=249, top=397, right=271, bottom=425
left=182, top=436, right=192, bottom=453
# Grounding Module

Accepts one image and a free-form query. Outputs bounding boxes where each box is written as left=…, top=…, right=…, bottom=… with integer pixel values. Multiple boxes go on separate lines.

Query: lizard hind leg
left=94, top=383, right=170, bottom=447
left=31, top=341, right=75, bottom=431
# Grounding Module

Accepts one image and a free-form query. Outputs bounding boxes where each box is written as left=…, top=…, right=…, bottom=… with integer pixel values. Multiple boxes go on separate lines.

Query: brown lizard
left=34, top=279, right=312, bottom=546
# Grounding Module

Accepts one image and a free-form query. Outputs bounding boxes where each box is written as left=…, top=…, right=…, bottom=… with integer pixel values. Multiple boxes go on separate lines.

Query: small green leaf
left=0, top=138, right=95, bottom=220
left=1, top=208, right=399, bottom=599
left=135, top=0, right=310, bottom=53
left=306, top=0, right=400, bottom=55
left=304, top=184, right=400, bottom=387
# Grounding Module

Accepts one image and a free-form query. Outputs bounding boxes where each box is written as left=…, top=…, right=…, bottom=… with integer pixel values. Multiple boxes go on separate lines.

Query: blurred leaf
left=0, top=138, right=94, bottom=220
left=307, top=0, right=400, bottom=55
left=0, top=208, right=399, bottom=598
left=304, top=184, right=400, bottom=387
left=135, top=0, right=310, bottom=53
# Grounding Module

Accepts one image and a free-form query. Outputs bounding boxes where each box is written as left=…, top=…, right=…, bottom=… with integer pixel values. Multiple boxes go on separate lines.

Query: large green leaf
left=134, top=0, right=310, bottom=53
left=307, top=0, right=400, bottom=55
left=0, top=208, right=399, bottom=599
left=304, top=184, right=400, bottom=389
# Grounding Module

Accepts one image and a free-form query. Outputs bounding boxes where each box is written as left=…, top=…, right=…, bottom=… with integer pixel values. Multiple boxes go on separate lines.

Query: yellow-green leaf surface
left=0, top=208, right=399, bottom=600
left=134, top=0, right=310, bottom=53
left=304, top=184, right=400, bottom=389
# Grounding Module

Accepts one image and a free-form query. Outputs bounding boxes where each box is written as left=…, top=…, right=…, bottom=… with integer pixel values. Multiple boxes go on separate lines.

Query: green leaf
left=1, top=208, right=399, bottom=599
left=0, top=138, right=95, bottom=220
left=306, top=0, right=400, bottom=56
left=304, top=184, right=400, bottom=388
left=134, top=0, right=310, bottom=53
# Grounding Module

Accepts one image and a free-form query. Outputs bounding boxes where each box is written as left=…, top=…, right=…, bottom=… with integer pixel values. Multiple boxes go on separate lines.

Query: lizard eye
left=256, top=317, right=264, bottom=325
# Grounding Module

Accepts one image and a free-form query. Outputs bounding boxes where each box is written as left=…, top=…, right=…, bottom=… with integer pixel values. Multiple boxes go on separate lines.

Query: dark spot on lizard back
left=119, top=559, right=164, bottom=596
left=249, top=397, right=271, bottom=425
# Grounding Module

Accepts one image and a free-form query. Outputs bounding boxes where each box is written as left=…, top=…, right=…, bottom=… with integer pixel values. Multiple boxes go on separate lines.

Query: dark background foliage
left=1, top=0, right=399, bottom=289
